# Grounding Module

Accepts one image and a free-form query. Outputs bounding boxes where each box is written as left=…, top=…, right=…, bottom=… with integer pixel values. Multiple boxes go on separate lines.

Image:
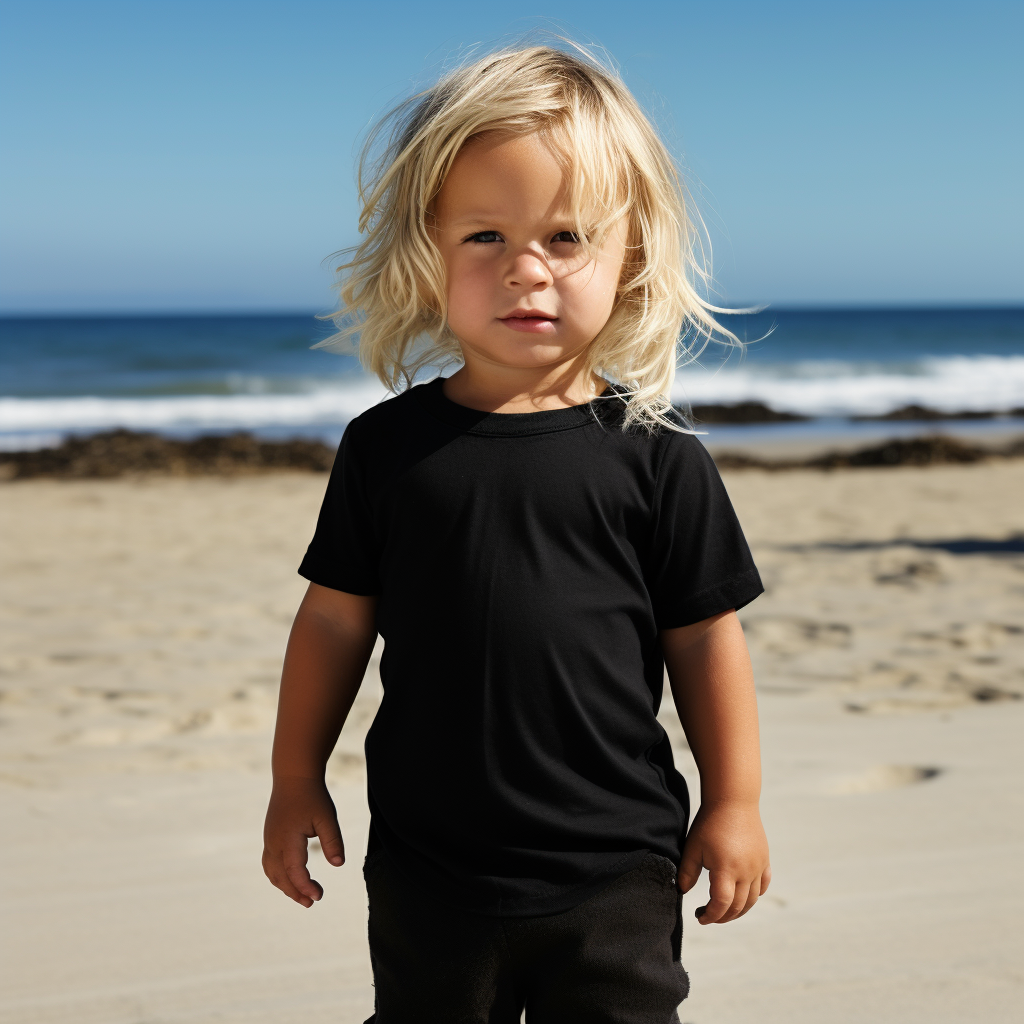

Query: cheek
left=562, top=258, right=622, bottom=318
left=446, top=258, right=495, bottom=319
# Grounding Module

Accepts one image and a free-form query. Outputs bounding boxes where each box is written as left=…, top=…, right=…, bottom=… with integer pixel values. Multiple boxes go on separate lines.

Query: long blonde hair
left=321, top=41, right=738, bottom=430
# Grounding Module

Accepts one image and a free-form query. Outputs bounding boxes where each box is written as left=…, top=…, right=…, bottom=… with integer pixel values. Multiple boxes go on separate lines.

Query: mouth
left=499, top=309, right=558, bottom=333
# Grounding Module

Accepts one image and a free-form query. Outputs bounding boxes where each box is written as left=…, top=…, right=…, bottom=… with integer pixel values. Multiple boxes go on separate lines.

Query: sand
left=1, top=464, right=1022, bottom=1023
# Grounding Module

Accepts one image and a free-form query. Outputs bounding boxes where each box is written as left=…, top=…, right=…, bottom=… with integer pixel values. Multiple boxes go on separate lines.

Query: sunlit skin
left=262, top=130, right=770, bottom=926
left=431, top=132, right=627, bottom=413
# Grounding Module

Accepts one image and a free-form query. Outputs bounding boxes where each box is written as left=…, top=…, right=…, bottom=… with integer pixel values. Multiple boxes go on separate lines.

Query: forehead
left=434, top=132, right=570, bottom=223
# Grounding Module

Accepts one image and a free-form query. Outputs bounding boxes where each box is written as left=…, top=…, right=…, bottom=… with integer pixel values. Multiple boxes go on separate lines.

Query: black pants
left=363, top=850, right=690, bottom=1024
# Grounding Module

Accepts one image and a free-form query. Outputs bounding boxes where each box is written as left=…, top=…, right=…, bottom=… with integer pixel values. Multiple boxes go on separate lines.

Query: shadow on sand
left=783, top=536, right=1024, bottom=556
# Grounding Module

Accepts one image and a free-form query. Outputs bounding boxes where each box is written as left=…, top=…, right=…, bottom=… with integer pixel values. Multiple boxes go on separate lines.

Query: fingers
left=760, top=863, right=772, bottom=895
left=285, top=857, right=324, bottom=906
left=677, top=838, right=704, bottom=894
left=734, top=877, right=761, bottom=920
left=262, top=779, right=346, bottom=907
left=262, top=848, right=316, bottom=908
left=697, top=871, right=736, bottom=925
left=315, top=812, right=346, bottom=868
left=698, top=871, right=769, bottom=924
left=263, top=829, right=324, bottom=908
left=679, top=802, right=770, bottom=924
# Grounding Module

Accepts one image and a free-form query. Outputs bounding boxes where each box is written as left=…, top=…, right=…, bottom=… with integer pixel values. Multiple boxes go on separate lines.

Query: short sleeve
left=646, top=433, right=763, bottom=629
left=297, top=420, right=380, bottom=595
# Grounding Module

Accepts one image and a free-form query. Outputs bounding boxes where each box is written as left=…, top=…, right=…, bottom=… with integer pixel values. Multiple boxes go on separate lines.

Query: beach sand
left=1, top=464, right=1022, bottom=1022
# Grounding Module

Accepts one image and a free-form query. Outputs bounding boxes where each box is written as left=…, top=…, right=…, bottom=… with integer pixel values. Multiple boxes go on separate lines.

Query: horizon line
left=2, top=301, right=1024, bottom=320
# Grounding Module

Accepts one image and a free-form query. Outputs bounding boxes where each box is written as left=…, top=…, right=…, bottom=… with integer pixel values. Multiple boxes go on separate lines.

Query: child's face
left=432, top=132, right=627, bottom=374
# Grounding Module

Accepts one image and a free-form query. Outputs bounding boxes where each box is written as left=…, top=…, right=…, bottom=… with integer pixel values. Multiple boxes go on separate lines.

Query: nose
left=504, top=248, right=553, bottom=290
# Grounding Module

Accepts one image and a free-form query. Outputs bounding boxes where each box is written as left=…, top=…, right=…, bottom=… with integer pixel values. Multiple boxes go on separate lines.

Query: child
left=263, top=43, right=770, bottom=1023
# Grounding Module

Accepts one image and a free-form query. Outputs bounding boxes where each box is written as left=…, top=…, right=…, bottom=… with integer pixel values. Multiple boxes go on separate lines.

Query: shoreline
left=2, top=425, right=1024, bottom=480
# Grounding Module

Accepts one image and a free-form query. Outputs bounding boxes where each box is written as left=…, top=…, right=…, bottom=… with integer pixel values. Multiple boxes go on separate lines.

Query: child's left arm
left=662, top=609, right=771, bottom=924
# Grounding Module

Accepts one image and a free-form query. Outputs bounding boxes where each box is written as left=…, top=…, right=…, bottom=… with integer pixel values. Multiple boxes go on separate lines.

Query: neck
left=442, top=354, right=604, bottom=414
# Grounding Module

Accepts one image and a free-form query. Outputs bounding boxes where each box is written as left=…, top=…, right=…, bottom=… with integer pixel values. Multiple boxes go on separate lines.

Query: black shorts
left=362, top=849, right=690, bottom=1024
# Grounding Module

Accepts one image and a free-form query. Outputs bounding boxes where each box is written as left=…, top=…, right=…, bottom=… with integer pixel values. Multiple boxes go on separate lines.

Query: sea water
left=1, top=307, right=1023, bottom=451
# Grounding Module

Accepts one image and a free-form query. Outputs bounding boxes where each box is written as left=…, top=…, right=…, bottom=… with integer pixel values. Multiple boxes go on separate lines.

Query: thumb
left=314, top=812, right=345, bottom=867
left=677, top=834, right=704, bottom=893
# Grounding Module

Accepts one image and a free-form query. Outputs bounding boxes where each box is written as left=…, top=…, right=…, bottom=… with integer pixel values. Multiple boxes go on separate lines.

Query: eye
left=464, top=230, right=503, bottom=244
left=551, top=230, right=580, bottom=244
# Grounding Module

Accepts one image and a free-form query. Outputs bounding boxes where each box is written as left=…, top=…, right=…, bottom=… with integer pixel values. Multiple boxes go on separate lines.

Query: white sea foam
left=672, top=355, right=1024, bottom=416
left=0, top=380, right=389, bottom=435
left=2, top=356, right=1024, bottom=438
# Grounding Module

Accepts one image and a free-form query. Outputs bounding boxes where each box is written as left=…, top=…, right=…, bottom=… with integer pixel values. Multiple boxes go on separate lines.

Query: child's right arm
left=262, top=582, right=377, bottom=907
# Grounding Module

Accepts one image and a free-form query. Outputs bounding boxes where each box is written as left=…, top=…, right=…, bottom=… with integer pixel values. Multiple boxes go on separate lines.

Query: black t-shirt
left=299, top=378, right=763, bottom=916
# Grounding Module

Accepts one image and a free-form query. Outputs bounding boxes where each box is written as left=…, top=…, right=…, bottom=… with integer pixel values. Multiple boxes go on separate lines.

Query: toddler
left=263, top=43, right=770, bottom=1023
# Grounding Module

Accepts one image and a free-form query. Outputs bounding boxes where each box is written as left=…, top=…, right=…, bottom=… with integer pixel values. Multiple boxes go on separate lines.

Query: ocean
left=2, top=307, right=1023, bottom=451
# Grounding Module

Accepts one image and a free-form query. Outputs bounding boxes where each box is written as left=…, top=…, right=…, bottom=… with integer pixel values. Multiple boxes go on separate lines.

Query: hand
left=677, top=800, right=771, bottom=924
left=262, top=776, right=345, bottom=908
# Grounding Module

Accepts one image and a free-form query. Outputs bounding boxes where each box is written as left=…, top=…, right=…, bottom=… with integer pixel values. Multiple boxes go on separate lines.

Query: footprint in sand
left=823, top=764, right=942, bottom=795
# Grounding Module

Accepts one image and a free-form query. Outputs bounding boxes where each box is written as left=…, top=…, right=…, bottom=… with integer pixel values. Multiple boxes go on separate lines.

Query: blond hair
left=321, top=42, right=738, bottom=430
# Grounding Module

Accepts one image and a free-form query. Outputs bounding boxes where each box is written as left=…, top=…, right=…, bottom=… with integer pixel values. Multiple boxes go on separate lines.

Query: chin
left=459, top=336, right=568, bottom=368
left=491, top=349, right=571, bottom=369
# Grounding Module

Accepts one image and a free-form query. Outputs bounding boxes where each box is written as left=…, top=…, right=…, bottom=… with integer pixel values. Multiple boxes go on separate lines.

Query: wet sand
left=1, top=464, right=1022, bottom=1022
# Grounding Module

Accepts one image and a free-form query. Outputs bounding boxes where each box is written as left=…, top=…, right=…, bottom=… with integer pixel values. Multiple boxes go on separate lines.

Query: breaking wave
left=2, top=355, right=1023, bottom=447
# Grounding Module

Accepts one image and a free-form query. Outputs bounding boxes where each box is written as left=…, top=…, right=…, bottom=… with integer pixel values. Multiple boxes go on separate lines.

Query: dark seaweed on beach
left=713, top=435, right=1024, bottom=471
left=0, top=429, right=337, bottom=480
left=3, top=429, right=1024, bottom=480
left=677, top=402, right=809, bottom=424
left=852, top=404, right=1001, bottom=422
left=687, top=402, right=1024, bottom=424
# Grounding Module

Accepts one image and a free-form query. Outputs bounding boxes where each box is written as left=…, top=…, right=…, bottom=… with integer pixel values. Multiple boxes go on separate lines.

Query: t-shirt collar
left=416, top=376, right=621, bottom=437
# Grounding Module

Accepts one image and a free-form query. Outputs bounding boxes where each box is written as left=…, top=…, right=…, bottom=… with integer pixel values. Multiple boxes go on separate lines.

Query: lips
left=501, top=309, right=557, bottom=322
left=497, top=313, right=557, bottom=337
left=499, top=310, right=558, bottom=334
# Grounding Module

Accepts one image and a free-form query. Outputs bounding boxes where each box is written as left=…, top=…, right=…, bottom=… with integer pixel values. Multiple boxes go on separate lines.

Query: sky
left=0, top=0, right=1021, bottom=314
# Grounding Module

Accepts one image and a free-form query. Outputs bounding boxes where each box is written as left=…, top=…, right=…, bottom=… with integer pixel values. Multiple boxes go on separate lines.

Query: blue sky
left=1, top=0, right=1021, bottom=313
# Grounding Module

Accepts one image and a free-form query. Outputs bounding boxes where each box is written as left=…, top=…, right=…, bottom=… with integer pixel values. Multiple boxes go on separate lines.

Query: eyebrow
left=445, top=212, right=576, bottom=229
left=447, top=214, right=505, bottom=226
